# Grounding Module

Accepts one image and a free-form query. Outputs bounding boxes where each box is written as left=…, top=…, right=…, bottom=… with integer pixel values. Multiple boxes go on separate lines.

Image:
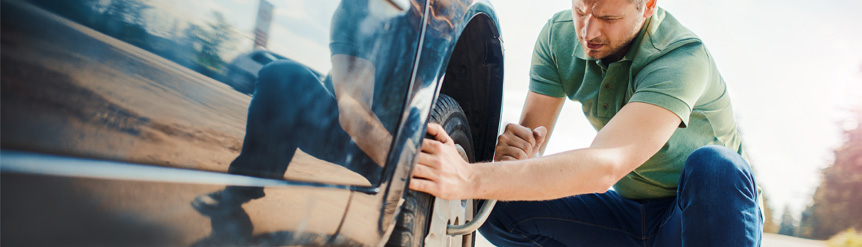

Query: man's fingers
left=494, top=145, right=528, bottom=161
left=412, top=158, right=438, bottom=181
left=409, top=178, right=437, bottom=195
left=426, top=123, right=453, bottom=144
left=499, top=155, right=518, bottom=161
left=505, top=123, right=536, bottom=147
left=533, top=126, right=548, bottom=153
left=421, top=138, right=448, bottom=155
left=497, top=132, right=532, bottom=155
left=416, top=151, right=440, bottom=168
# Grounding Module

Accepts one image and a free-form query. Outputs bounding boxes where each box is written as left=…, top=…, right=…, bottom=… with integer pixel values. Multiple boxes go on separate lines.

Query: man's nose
left=582, top=17, right=601, bottom=41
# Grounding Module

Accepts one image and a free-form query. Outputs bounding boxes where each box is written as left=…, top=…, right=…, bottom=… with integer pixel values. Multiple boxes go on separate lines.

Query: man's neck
left=602, top=42, right=633, bottom=64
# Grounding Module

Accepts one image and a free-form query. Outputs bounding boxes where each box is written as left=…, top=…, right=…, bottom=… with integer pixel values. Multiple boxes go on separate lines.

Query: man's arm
left=494, top=92, right=563, bottom=161
left=410, top=101, right=681, bottom=201
left=519, top=91, right=565, bottom=156
left=331, top=54, right=392, bottom=166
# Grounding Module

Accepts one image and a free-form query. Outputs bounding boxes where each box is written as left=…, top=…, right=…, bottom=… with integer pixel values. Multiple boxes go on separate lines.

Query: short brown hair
left=632, top=0, right=645, bottom=10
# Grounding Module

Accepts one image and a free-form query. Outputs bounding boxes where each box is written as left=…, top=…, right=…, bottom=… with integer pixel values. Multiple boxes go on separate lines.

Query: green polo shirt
left=529, top=8, right=747, bottom=199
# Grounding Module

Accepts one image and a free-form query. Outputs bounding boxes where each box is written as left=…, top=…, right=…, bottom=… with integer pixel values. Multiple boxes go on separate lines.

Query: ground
left=474, top=232, right=825, bottom=246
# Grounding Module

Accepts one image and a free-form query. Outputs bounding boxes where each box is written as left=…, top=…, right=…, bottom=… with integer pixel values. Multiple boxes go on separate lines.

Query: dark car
left=0, top=0, right=503, bottom=246
left=224, top=50, right=291, bottom=95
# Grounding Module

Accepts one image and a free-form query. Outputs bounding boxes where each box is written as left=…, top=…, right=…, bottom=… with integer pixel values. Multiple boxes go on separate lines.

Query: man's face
left=572, top=0, right=647, bottom=61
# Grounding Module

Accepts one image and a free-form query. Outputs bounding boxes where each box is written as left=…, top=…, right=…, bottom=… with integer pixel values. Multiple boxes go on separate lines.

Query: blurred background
left=483, top=0, right=862, bottom=245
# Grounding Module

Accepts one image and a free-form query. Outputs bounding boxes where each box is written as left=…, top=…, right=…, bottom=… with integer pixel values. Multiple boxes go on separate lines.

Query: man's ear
left=643, top=0, right=657, bottom=18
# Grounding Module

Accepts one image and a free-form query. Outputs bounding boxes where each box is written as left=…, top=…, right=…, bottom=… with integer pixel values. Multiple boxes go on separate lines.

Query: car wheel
left=386, top=94, right=477, bottom=247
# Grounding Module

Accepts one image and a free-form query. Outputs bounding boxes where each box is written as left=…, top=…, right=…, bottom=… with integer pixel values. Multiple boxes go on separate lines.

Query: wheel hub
left=424, top=144, right=474, bottom=247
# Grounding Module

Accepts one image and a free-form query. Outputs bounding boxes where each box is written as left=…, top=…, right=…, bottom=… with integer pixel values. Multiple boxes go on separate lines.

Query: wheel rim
left=424, top=144, right=474, bottom=247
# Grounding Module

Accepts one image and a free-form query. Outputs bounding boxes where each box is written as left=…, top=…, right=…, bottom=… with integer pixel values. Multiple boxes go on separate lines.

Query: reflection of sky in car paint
left=147, top=0, right=338, bottom=72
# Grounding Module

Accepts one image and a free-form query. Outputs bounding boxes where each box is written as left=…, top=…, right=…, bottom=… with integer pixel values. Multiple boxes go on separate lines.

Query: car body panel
left=339, top=0, right=504, bottom=246
left=0, top=0, right=503, bottom=245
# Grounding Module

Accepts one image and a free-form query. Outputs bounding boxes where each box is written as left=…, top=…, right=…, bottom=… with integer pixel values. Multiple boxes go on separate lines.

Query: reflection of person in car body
left=411, top=0, right=762, bottom=246
left=192, top=0, right=414, bottom=219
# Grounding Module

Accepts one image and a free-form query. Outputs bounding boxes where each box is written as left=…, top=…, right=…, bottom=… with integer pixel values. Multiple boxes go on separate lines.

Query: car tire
left=386, top=94, right=476, bottom=247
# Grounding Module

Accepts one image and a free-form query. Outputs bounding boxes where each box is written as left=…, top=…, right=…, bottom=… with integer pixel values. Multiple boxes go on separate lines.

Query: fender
left=337, top=0, right=506, bottom=246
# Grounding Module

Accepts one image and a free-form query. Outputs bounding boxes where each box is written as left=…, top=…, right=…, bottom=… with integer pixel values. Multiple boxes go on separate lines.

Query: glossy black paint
left=0, top=0, right=503, bottom=245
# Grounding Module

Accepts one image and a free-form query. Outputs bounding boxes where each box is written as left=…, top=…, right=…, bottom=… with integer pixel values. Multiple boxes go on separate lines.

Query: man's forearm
left=470, top=147, right=621, bottom=201
left=337, top=97, right=392, bottom=166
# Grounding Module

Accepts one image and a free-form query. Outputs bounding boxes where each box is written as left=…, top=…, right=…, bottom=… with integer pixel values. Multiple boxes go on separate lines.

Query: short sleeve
left=329, top=0, right=373, bottom=59
left=528, top=19, right=566, bottom=98
left=629, top=43, right=709, bottom=128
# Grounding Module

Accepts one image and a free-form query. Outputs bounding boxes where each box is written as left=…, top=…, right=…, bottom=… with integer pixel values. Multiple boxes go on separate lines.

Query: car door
left=0, top=0, right=424, bottom=245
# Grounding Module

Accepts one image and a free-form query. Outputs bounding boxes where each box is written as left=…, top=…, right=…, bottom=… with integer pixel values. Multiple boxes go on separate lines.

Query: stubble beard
left=583, top=16, right=646, bottom=62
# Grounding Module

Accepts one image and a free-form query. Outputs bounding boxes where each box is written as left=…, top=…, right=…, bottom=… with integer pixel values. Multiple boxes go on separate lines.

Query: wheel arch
left=437, top=1, right=504, bottom=163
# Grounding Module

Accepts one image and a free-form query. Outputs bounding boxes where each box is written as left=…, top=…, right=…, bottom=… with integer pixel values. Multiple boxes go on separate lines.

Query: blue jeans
left=478, top=145, right=762, bottom=247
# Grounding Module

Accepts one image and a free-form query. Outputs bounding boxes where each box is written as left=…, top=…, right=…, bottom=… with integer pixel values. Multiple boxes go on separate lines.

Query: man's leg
left=193, top=60, right=383, bottom=215
left=479, top=191, right=647, bottom=247
left=193, top=60, right=340, bottom=214
left=675, top=145, right=762, bottom=246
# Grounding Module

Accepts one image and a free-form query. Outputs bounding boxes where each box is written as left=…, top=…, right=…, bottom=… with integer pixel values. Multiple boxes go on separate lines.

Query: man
left=409, top=0, right=762, bottom=246
left=190, top=1, right=416, bottom=242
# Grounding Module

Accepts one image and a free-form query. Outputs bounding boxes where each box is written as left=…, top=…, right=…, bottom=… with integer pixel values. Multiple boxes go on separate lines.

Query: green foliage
left=185, top=12, right=238, bottom=74
left=827, top=228, right=862, bottom=247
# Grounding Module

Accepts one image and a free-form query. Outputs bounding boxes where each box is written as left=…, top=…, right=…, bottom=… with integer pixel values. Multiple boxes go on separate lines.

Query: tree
left=779, top=205, right=798, bottom=236
left=185, top=11, right=237, bottom=75
left=763, top=192, right=779, bottom=233
left=100, top=0, right=152, bottom=46
left=799, top=93, right=862, bottom=239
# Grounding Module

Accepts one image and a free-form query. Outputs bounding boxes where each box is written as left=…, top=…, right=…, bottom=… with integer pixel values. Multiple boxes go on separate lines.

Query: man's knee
left=478, top=202, right=521, bottom=244
left=684, top=145, right=751, bottom=179
left=256, top=60, right=319, bottom=92
left=478, top=203, right=507, bottom=240
left=680, top=145, right=757, bottom=200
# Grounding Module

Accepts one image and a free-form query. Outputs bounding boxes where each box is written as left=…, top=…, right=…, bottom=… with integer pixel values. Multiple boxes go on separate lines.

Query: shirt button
left=604, top=84, right=610, bottom=89
left=602, top=103, right=609, bottom=110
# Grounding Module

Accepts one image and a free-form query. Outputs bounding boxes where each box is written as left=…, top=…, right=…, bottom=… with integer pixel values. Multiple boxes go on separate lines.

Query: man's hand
left=494, top=123, right=548, bottom=161
left=409, top=123, right=475, bottom=200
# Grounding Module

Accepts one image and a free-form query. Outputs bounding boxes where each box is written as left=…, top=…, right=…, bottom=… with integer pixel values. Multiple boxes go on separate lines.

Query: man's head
left=572, top=0, right=657, bottom=62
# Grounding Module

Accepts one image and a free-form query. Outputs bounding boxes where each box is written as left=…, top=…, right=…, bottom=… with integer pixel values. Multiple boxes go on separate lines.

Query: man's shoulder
left=549, top=9, right=573, bottom=23
left=645, top=9, right=701, bottom=55
left=539, top=10, right=578, bottom=50
left=633, top=8, right=705, bottom=69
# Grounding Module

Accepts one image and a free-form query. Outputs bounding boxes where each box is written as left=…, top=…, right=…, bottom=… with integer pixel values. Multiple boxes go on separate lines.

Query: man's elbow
left=589, top=174, right=616, bottom=194
left=592, top=155, right=628, bottom=194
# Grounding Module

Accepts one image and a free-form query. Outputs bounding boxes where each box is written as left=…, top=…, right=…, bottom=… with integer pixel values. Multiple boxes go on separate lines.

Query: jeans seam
left=640, top=205, right=647, bottom=247
left=517, top=232, right=544, bottom=247
left=508, top=216, right=642, bottom=239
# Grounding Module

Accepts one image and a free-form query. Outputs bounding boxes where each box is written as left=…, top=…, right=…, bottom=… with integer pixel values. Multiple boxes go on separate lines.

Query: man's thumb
left=533, top=126, right=548, bottom=144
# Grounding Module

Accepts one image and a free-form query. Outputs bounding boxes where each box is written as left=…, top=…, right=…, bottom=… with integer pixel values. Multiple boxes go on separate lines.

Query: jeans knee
left=681, top=145, right=757, bottom=200
left=684, top=145, right=751, bottom=179
left=257, top=60, right=319, bottom=92
left=478, top=202, right=514, bottom=243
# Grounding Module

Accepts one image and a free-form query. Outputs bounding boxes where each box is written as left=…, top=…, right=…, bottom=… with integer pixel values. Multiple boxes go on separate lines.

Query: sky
left=146, top=0, right=862, bottom=220
left=491, top=0, right=862, bottom=219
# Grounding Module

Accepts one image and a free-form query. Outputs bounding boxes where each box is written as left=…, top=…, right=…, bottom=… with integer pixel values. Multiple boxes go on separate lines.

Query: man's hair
left=632, top=0, right=645, bottom=10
